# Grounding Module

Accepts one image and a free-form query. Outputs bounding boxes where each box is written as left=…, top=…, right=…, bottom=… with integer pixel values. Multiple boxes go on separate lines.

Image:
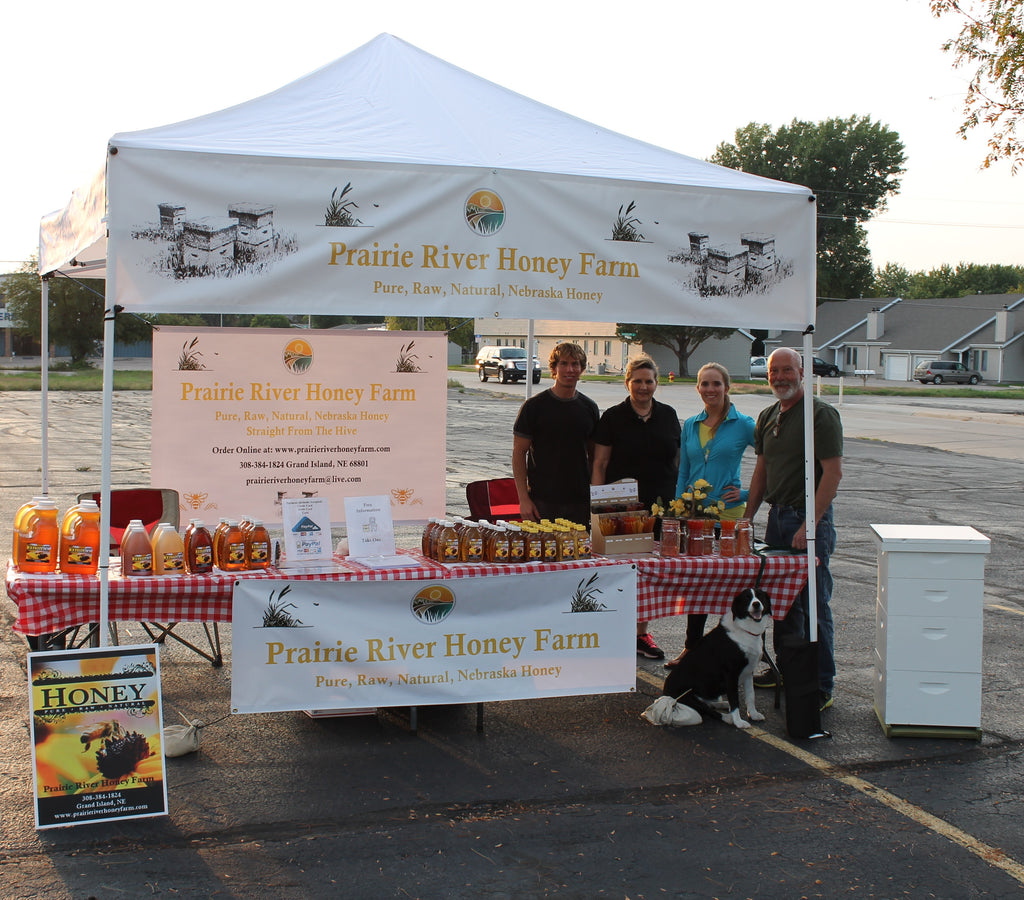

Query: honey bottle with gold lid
left=437, top=520, right=460, bottom=563
left=506, top=523, right=526, bottom=563
left=459, top=518, right=484, bottom=563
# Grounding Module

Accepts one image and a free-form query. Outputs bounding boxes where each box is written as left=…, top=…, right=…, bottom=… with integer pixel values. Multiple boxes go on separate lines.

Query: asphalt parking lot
left=2, top=375, right=1024, bottom=898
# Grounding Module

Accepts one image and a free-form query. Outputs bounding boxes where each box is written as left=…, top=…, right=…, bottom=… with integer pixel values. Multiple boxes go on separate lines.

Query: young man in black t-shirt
left=512, top=342, right=599, bottom=526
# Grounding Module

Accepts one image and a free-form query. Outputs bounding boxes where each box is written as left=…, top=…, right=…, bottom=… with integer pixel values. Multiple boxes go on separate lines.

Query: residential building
left=768, top=294, right=1024, bottom=383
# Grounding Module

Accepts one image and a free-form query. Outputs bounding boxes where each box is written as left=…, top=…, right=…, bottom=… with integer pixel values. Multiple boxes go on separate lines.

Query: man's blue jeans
left=765, top=505, right=836, bottom=693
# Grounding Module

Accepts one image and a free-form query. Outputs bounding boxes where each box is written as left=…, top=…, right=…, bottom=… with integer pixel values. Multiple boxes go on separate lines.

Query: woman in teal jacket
left=666, top=362, right=755, bottom=666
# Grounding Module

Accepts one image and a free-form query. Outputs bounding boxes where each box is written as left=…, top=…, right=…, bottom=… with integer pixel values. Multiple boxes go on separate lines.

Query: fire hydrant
left=668, top=372, right=675, bottom=383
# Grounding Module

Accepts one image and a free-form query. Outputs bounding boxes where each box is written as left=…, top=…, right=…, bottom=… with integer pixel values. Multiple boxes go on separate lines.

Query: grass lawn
left=3, top=366, right=1023, bottom=399
left=0, top=370, right=152, bottom=391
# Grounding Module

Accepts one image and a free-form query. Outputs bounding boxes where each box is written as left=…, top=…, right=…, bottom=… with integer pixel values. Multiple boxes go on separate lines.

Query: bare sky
left=3, top=0, right=1021, bottom=277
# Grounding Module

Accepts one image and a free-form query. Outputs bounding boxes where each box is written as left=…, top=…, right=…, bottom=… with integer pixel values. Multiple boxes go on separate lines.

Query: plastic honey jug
left=220, top=520, right=246, bottom=571
left=13, top=495, right=49, bottom=565
left=152, top=523, right=185, bottom=575
left=59, top=499, right=101, bottom=575
left=17, top=498, right=59, bottom=574
left=211, top=518, right=230, bottom=568
left=186, top=520, right=214, bottom=574
left=120, top=519, right=154, bottom=577
left=246, top=519, right=271, bottom=570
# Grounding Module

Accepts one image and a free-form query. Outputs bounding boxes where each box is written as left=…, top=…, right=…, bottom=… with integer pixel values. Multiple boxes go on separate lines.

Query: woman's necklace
left=632, top=401, right=653, bottom=422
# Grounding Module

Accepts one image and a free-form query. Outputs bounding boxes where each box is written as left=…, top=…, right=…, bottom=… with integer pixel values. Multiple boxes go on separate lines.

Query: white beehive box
left=870, top=524, right=990, bottom=739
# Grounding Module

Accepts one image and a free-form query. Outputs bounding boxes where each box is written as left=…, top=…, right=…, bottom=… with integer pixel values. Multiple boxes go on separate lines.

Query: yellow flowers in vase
left=651, top=479, right=725, bottom=521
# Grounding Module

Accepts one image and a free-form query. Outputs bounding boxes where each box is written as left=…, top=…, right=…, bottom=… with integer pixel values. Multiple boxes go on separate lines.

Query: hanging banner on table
left=107, top=150, right=815, bottom=330
left=152, top=326, right=446, bottom=525
left=230, top=565, right=638, bottom=713
left=28, top=644, right=168, bottom=830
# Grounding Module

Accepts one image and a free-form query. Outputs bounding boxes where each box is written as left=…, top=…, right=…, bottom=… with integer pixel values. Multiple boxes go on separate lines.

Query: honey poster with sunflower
left=29, top=645, right=168, bottom=829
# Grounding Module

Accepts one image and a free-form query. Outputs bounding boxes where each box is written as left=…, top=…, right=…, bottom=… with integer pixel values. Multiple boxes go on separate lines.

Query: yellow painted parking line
left=988, top=603, right=1024, bottom=616
left=636, top=669, right=1024, bottom=886
left=749, top=727, right=1024, bottom=886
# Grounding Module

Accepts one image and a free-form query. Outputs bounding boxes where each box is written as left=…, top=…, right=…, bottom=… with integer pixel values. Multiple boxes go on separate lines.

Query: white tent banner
left=230, top=565, right=637, bottom=713
left=108, top=151, right=812, bottom=328
left=152, top=327, right=446, bottom=524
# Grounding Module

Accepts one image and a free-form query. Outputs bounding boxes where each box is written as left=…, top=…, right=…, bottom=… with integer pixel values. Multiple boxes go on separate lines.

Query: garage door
left=884, top=355, right=910, bottom=381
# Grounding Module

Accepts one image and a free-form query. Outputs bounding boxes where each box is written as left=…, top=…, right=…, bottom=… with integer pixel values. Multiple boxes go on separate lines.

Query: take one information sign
left=231, top=565, right=638, bottom=713
left=29, top=645, right=168, bottom=829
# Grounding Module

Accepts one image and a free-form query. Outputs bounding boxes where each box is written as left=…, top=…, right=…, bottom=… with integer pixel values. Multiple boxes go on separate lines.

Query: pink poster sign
left=152, top=327, right=446, bottom=524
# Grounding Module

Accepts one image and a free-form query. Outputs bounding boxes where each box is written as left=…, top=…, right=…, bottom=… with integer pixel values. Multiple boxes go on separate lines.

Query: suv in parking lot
left=475, top=346, right=542, bottom=384
left=914, top=360, right=982, bottom=385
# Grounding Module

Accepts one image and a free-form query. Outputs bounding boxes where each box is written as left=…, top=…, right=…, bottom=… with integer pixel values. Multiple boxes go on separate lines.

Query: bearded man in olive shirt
left=746, top=348, right=843, bottom=711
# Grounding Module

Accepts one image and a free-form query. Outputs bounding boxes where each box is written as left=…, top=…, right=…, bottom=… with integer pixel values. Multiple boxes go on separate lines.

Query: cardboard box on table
left=590, top=480, right=654, bottom=556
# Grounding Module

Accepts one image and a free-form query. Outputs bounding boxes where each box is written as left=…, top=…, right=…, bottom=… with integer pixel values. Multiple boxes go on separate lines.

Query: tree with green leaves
left=868, top=261, right=1024, bottom=298
left=3, top=261, right=150, bottom=365
left=931, top=0, right=1024, bottom=171
left=870, top=262, right=914, bottom=299
left=307, top=315, right=383, bottom=329
left=248, top=314, right=293, bottom=328
left=710, top=116, right=906, bottom=300
left=615, top=323, right=735, bottom=378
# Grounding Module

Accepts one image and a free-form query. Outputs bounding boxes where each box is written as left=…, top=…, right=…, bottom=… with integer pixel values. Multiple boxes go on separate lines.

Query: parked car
left=751, top=354, right=839, bottom=378
left=811, top=356, right=841, bottom=378
left=475, top=346, right=542, bottom=384
left=914, top=360, right=982, bottom=385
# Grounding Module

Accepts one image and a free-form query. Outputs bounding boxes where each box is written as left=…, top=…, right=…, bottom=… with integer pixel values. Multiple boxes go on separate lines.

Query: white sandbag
left=641, top=695, right=702, bottom=727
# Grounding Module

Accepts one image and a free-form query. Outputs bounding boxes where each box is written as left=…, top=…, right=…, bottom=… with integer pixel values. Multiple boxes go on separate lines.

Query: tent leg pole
left=40, top=277, right=49, bottom=494
left=801, top=330, right=817, bottom=644
left=98, top=307, right=116, bottom=646
left=525, top=319, right=536, bottom=400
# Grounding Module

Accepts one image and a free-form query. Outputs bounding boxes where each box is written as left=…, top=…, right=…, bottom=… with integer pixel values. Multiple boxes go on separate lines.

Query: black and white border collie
left=662, top=587, right=772, bottom=729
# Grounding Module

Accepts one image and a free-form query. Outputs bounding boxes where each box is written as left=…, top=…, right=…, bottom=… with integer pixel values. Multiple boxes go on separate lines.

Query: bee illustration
left=81, top=720, right=124, bottom=753
left=182, top=491, right=209, bottom=510
left=391, top=488, right=415, bottom=505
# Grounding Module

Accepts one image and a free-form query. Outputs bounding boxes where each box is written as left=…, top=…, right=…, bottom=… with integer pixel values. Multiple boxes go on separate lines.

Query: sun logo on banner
left=283, top=338, right=313, bottom=374
left=465, top=190, right=505, bottom=236
left=411, top=585, right=456, bottom=624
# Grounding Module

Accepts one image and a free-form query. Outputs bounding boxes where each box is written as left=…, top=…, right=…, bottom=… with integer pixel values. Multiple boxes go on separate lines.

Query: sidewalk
left=2, top=387, right=1024, bottom=897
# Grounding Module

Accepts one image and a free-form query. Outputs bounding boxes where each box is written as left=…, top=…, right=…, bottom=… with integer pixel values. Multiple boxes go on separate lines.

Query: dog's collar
left=735, top=620, right=764, bottom=636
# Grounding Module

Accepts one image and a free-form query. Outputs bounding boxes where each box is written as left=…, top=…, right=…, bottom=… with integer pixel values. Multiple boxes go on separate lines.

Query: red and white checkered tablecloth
left=634, top=553, right=808, bottom=621
left=6, top=550, right=808, bottom=636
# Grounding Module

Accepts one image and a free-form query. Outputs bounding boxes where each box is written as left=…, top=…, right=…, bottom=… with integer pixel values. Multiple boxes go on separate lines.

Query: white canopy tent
left=38, top=33, right=820, bottom=646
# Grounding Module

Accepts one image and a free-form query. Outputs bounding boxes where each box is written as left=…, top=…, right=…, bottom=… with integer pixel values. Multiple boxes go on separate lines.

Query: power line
left=819, top=214, right=1024, bottom=229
